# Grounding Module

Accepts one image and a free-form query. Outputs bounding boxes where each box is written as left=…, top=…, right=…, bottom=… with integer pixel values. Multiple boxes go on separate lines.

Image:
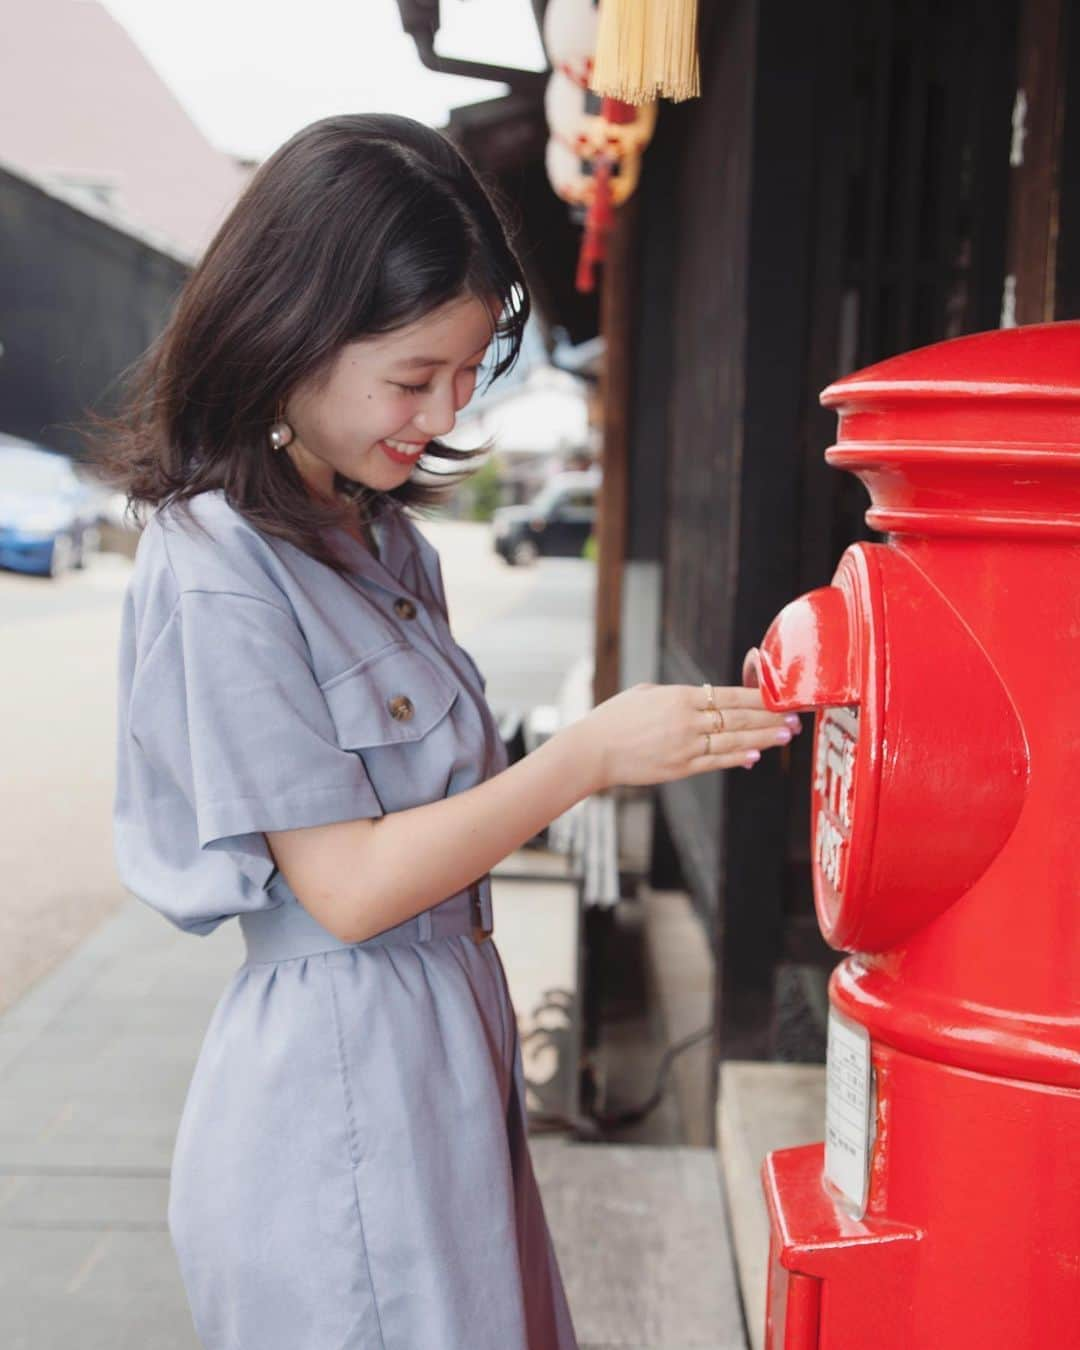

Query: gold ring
left=704, top=732, right=712, bottom=756
left=702, top=681, right=715, bottom=711
left=712, top=708, right=724, bottom=733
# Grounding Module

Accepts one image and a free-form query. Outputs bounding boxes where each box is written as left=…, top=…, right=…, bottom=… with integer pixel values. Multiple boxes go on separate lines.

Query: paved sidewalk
left=0, top=894, right=226, bottom=1349
left=0, top=855, right=578, bottom=1348
left=0, top=859, right=744, bottom=1349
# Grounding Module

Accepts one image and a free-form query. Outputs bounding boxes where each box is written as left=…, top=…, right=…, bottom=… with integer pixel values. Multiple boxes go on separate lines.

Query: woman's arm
left=267, top=716, right=593, bottom=943
left=266, top=683, right=794, bottom=943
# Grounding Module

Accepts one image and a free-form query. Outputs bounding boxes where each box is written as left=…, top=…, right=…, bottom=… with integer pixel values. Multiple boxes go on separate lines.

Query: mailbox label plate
left=824, top=1008, right=873, bottom=1216
left=813, top=705, right=859, bottom=905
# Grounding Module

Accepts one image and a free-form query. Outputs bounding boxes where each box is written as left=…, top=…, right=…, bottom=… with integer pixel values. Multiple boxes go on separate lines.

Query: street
left=0, top=517, right=595, bottom=1017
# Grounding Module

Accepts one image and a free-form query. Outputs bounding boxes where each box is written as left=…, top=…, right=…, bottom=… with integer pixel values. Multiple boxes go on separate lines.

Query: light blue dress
left=113, top=490, right=578, bottom=1349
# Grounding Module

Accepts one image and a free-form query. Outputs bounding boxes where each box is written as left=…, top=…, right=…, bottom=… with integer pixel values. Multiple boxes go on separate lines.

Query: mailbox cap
left=822, top=320, right=1080, bottom=407
left=820, top=322, right=1080, bottom=538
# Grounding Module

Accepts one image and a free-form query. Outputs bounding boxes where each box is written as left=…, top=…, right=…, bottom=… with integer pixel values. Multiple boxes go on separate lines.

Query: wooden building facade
left=616, top=0, right=1080, bottom=1090
left=422, top=0, right=1080, bottom=1122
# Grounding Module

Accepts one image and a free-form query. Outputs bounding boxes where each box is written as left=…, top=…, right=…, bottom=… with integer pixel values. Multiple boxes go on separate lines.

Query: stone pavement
left=0, top=894, right=215, bottom=1350
left=0, top=855, right=746, bottom=1349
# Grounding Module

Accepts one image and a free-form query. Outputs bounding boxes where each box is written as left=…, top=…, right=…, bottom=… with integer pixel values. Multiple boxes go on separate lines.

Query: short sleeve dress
left=113, top=489, right=578, bottom=1350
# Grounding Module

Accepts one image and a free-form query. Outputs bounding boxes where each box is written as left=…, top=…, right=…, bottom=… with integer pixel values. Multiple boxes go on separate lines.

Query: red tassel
left=576, top=152, right=619, bottom=294
left=586, top=159, right=615, bottom=232
left=576, top=217, right=610, bottom=293
left=601, top=97, right=636, bottom=124
left=575, top=233, right=596, bottom=293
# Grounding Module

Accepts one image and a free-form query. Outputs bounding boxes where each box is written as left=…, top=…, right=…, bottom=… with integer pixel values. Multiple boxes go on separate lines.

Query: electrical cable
left=525, top=1023, right=714, bottom=1140
left=589, top=1023, right=713, bottom=1130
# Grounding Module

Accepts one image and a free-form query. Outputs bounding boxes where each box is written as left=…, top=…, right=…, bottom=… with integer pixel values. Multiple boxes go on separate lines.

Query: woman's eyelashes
left=391, top=364, right=483, bottom=395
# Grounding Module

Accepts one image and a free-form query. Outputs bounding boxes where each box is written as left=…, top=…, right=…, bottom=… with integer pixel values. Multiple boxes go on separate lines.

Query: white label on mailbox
left=824, top=1009, right=873, bottom=1216
left=813, top=706, right=859, bottom=898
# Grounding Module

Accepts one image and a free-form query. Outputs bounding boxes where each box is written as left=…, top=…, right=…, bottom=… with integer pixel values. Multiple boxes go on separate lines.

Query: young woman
left=101, top=114, right=796, bottom=1350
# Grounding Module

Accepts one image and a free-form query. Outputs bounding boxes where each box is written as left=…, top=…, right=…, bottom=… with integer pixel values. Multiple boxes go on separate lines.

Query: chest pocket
left=321, top=640, right=460, bottom=812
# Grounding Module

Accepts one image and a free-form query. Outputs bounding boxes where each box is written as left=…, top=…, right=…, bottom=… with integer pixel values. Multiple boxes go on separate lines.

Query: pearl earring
left=268, top=420, right=294, bottom=450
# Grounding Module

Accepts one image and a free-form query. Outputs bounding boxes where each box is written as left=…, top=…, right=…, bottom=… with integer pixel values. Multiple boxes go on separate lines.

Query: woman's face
left=282, top=292, right=498, bottom=501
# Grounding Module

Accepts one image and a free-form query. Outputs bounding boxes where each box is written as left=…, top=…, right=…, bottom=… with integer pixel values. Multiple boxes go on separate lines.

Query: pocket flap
left=321, top=641, right=459, bottom=749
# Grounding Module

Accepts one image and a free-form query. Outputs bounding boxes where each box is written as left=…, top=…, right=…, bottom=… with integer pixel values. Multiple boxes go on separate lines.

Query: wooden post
left=1003, top=0, right=1067, bottom=324
left=593, top=194, right=639, bottom=707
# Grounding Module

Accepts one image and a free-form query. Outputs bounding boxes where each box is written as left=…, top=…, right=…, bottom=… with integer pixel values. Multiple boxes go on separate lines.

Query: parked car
left=492, top=469, right=600, bottom=566
left=0, top=434, right=103, bottom=577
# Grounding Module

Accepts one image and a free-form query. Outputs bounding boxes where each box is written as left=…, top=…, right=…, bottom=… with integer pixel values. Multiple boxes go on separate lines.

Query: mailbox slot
left=748, top=543, right=1028, bottom=952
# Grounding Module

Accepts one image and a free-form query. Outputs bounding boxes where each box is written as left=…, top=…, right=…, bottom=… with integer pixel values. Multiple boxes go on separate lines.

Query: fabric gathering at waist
left=239, top=874, right=494, bottom=965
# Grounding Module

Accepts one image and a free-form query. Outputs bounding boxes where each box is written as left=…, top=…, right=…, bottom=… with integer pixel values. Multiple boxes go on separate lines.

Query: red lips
left=379, top=439, right=427, bottom=465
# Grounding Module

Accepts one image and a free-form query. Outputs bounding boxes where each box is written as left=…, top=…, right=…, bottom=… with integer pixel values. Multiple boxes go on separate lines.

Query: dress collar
left=329, top=498, right=419, bottom=596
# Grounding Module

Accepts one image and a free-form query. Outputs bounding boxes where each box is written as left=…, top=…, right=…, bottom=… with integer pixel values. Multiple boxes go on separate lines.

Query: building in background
left=0, top=0, right=250, bottom=259
left=450, top=366, right=593, bottom=507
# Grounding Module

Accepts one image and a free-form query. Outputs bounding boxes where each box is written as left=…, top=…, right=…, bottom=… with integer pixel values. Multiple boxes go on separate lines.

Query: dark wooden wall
left=0, top=167, right=189, bottom=458
left=654, top=0, right=757, bottom=939
left=637, top=0, right=1019, bottom=1075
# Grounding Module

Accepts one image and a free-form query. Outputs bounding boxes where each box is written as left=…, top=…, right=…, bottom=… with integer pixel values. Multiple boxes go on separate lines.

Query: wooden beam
left=593, top=194, right=639, bottom=706
left=1051, top=1, right=1080, bottom=316
left=1004, top=0, right=1067, bottom=324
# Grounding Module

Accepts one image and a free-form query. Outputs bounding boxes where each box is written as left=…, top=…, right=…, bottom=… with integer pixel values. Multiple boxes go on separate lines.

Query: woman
left=100, top=113, right=796, bottom=1349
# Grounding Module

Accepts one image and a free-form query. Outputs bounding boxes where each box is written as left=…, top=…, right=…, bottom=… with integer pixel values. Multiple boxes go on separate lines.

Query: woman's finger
left=689, top=726, right=795, bottom=761
left=684, top=746, right=764, bottom=775
left=686, top=684, right=790, bottom=713
left=694, top=707, right=801, bottom=736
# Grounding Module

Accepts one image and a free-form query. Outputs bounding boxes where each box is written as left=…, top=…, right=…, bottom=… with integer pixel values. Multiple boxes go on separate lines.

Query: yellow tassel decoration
left=591, top=0, right=700, bottom=105
left=591, top=0, right=651, bottom=105
left=648, top=0, right=700, bottom=102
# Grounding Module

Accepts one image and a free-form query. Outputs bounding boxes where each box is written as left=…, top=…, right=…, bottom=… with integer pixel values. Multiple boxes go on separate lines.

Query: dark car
left=492, top=470, right=600, bottom=566
left=0, top=435, right=102, bottom=577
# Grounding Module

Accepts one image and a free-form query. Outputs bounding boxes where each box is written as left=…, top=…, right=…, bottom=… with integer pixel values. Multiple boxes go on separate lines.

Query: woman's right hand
left=574, top=682, right=801, bottom=793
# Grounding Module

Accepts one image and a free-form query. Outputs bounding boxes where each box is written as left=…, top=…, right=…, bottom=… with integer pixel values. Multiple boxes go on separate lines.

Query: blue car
left=0, top=435, right=102, bottom=577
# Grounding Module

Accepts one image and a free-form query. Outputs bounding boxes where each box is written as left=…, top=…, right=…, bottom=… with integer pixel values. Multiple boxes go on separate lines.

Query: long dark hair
left=90, top=113, right=530, bottom=570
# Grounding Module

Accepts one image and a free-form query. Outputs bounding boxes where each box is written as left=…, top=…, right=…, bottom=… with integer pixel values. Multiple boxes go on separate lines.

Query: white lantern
left=544, top=70, right=593, bottom=147
left=545, top=137, right=591, bottom=207
left=545, top=136, right=644, bottom=208
left=542, top=1, right=650, bottom=223
left=578, top=99, right=658, bottom=160
left=543, top=0, right=598, bottom=87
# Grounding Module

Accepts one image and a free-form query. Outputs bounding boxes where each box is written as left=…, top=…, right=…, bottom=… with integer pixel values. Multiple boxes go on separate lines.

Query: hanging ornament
left=541, top=0, right=661, bottom=293
left=575, top=164, right=609, bottom=293
left=576, top=155, right=621, bottom=294
left=547, top=70, right=657, bottom=160
left=544, top=68, right=594, bottom=147
left=545, top=137, right=592, bottom=207
left=545, top=135, right=643, bottom=213
left=543, top=0, right=600, bottom=88
left=602, top=96, right=637, bottom=124
left=584, top=99, right=658, bottom=161
left=590, top=0, right=701, bottom=105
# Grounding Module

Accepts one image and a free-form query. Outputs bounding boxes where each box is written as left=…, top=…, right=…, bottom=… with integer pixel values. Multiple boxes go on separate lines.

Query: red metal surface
left=763, top=1143, right=920, bottom=1350
left=763, top=1046, right=1080, bottom=1348
left=759, top=542, right=1028, bottom=955
left=749, top=322, right=1080, bottom=1345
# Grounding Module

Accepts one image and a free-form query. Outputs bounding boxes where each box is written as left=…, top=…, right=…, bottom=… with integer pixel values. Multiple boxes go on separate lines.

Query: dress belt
left=240, top=874, right=494, bottom=965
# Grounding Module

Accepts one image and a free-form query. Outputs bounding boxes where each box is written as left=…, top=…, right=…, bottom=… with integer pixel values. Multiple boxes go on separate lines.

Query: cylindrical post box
left=747, top=322, right=1080, bottom=1349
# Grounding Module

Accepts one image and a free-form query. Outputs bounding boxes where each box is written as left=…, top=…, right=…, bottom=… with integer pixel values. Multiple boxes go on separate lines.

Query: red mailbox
left=745, top=322, right=1080, bottom=1349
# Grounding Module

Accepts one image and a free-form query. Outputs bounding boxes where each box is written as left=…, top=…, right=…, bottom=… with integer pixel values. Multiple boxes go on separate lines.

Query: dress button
left=394, top=597, right=417, bottom=620
left=388, top=694, right=414, bottom=722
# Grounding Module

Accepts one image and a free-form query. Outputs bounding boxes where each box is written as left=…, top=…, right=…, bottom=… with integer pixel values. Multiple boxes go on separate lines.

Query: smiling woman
left=91, top=112, right=529, bottom=572
left=96, top=114, right=583, bottom=1350
left=99, top=108, right=790, bottom=1350
left=280, top=291, right=501, bottom=499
